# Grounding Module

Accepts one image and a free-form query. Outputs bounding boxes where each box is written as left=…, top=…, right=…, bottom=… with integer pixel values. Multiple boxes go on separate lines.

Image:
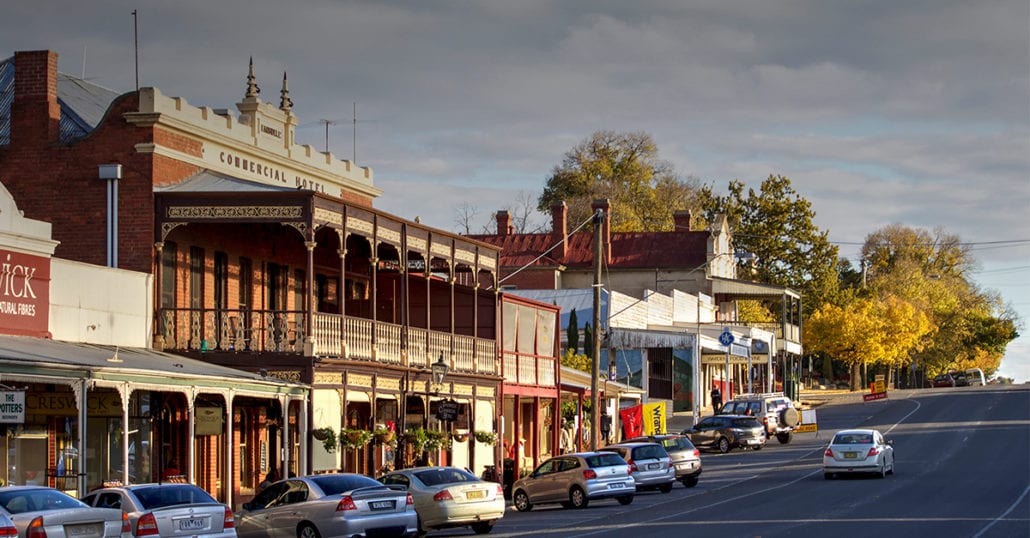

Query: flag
left=642, top=402, right=666, bottom=435
left=620, top=405, right=643, bottom=439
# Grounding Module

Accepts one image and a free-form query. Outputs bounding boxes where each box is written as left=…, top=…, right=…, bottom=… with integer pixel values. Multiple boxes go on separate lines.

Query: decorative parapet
left=128, top=87, right=380, bottom=201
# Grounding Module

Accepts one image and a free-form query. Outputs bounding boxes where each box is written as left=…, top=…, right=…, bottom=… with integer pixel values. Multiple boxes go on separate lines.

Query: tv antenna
left=308, top=102, right=375, bottom=163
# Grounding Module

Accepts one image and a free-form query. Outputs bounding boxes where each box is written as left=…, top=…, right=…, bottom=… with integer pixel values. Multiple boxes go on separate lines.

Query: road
left=437, top=385, right=1030, bottom=538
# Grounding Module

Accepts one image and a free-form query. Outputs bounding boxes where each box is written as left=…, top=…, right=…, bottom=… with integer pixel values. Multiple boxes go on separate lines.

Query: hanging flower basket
left=312, top=428, right=338, bottom=453
left=474, top=431, right=498, bottom=446
left=341, top=428, right=372, bottom=449
left=402, top=428, right=429, bottom=453
left=452, top=431, right=470, bottom=443
left=373, top=428, right=396, bottom=445
left=424, top=429, right=450, bottom=451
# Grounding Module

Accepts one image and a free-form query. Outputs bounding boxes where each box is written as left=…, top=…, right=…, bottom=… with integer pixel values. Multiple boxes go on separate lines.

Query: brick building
left=1, top=50, right=503, bottom=504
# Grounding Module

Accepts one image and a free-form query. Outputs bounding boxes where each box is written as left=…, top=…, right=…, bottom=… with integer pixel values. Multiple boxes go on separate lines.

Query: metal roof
left=154, top=169, right=299, bottom=192
left=710, top=276, right=801, bottom=300
left=0, top=56, right=121, bottom=145
left=0, top=335, right=307, bottom=397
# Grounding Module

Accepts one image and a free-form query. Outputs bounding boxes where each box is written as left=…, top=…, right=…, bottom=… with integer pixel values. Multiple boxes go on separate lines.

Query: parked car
left=511, top=452, right=635, bottom=512
left=950, top=371, right=969, bottom=387
left=719, top=392, right=800, bottom=443
left=236, top=474, right=417, bottom=538
left=625, top=434, right=702, bottom=487
left=81, top=482, right=235, bottom=537
left=0, top=485, right=130, bottom=538
left=965, top=368, right=987, bottom=386
left=599, top=442, right=675, bottom=493
left=379, top=466, right=504, bottom=535
left=683, top=415, right=766, bottom=453
left=931, top=373, right=956, bottom=387
left=0, top=512, right=15, bottom=536
left=823, top=429, right=895, bottom=479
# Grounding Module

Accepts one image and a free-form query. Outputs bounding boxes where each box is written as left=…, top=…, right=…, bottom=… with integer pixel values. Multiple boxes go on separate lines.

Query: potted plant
left=312, top=427, right=338, bottom=453
left=424, top=429, right=450, bottom=451
left=474, top=430, right=498, bottom=446
left=373, top=426, right=396, bottom=445
left=340, top=428, right=372, bottom=450
left=402, top=428, right=429, bottom=453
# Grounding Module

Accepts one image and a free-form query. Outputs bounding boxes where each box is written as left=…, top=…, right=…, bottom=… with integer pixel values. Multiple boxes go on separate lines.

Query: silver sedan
left=380, top=466, right=504, bottom=535
left=81, top=482, right=235, bottom=537
left=236, top=474, right=417, bottom=538
left=0, top=486, right=130, bottom=538
left=823, top=428, right=896, bottom=479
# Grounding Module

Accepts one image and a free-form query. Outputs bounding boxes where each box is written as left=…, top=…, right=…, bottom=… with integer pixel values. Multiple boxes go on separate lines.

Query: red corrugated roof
left=470, top=230, right=709, bottom=270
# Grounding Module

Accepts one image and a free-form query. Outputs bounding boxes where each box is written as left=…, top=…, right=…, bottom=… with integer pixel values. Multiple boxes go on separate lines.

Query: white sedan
left=823, top=429, right=895, bottom=479
left=380, top=466, right=504, bottom=535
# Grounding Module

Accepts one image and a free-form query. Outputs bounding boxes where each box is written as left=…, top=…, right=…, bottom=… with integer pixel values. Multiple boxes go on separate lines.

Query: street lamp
left=431, top=353, right=450, bottom=386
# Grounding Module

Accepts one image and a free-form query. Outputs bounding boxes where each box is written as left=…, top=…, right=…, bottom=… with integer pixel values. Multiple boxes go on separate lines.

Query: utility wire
left=495, top=213, right=597, bottom=286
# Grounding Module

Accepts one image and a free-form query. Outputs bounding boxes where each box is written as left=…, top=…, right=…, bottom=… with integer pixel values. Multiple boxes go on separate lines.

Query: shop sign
left=435, top=399, right=460, bottom=422
left=195, top=406, right=224, bottom=435
left=0, top=390, right=26, bottom=423
left=0, top=249, right=50, bottom=338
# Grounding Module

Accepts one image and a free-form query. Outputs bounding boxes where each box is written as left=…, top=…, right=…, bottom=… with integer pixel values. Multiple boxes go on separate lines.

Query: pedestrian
left=258, top=470, right=278, bottom=493
left=711, top=385, right=722, bottom=412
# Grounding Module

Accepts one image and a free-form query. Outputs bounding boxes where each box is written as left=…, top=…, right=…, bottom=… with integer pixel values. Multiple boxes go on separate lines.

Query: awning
left=0, top=335, right=307, bottom=399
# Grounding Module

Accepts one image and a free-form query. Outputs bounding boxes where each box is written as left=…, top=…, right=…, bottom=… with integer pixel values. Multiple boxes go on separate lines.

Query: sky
left=3, top=1, right=1028, bottom=381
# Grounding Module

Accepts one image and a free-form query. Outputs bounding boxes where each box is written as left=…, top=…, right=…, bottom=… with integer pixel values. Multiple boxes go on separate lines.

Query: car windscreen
left=413, top=468, right=477, bottom=487
left=584, top=453, right=627, bottom=468
left=133, top=485, right=217, bottom=509
left=0, top=489, right=88, bottom=514
left=663, top=437, right=694, bottom=450
left=730, top=418, right=761, bottom=428
left=631, top=445, right=668, bottom=460
left=311, top=474, right=385, bottom=495
left=832, top=433, right=873, bottom=445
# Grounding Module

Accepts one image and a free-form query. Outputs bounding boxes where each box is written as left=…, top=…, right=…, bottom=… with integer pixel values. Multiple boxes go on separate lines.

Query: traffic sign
left=718, top=328, right=734, bottom=347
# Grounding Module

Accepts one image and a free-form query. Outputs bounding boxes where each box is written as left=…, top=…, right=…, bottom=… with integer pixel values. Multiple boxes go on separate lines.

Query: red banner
left=620, top=405, right=643, bottom=439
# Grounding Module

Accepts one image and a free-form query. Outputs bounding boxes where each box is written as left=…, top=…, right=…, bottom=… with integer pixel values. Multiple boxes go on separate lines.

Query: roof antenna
left=318, top=119, right=337, bottom=153
left=81, top=44, right=87, bottom=79
left=132, top=9, right=140, bottom=92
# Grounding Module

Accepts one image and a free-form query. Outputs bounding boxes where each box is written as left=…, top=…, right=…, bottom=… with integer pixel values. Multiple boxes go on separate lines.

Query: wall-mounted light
left=431, top=353, right=449, bottom=385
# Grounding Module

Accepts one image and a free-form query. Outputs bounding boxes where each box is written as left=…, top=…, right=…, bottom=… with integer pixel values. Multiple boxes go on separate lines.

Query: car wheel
left=753, top=442, right=763, bottom=450
left=824, top=472, right=834, bottom=480
left=513, top=490, right=533, bottom=512
left=776, top=432, right=793, bottom=444
left=298, top=523, right=322, bottom=538
left=659, top=482, right=673, bottom=494
left=887, top=458, right=895, bottom=475
left=717, top=437, right=731, bottom=453
left=569, top=486, right=589, bottom=509
left=616, top=495, right=634, bottom=505
left=471, top=520, right=495, bottom=534
left=681, top=477, right=699, bottom=488
left=877, top=461, right=887, bottom=479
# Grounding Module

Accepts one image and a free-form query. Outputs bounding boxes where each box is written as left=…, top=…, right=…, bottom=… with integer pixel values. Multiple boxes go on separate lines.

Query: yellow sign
left=794, top=423, right=818, bottom=433
left=642, top=402, right=666, bottom=435
left=873, top=381, right=886, bottom=394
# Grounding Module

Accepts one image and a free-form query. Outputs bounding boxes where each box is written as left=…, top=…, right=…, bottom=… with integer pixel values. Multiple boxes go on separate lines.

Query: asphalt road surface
left=441, top=385, right=1030, bottom=538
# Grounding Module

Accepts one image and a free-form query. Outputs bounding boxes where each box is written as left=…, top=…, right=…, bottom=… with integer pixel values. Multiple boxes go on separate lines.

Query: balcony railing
left=161, top=308, right=498, bottom=376
left=502, top=351, right=557, bottom=386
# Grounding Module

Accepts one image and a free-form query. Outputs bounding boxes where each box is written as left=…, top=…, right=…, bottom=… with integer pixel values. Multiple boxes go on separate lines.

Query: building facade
left=1, top=50, right=503, bottom=502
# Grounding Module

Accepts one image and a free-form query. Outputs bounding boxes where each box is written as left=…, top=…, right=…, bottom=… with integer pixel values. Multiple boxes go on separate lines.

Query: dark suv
left=719, top=392, right=800, bottom=444
left=625, top=434, right=702, bottom=487
left=682, top=415, right=766, bottom=453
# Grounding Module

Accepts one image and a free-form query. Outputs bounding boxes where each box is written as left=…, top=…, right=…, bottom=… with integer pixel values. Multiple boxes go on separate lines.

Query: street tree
left=699, top=174, right=840, bottom=312
left=567, top=309, right=579, bottom=353
left=538, top=130, right=699, bottom=232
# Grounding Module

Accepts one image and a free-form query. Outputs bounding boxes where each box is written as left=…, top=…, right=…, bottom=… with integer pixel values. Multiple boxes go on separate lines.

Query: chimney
left=496, top=210, right=513, bottom=236
left=12, top=50, right=61, bottom=147
left=673, top=210, right=692, bottom=232
left=591, top=198, right=612, bottom=264
left=551, top=201, right=568, bottom=260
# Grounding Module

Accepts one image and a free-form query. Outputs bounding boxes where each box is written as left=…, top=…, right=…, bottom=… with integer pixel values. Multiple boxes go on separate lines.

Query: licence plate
left=65, top=524, right=102, bottom=538
left=676, top=462, right=694, bottom=470
left=177, top=518, right=206, bottom=531
left=647, top=463, right=660, bottom=470
left=844, top=452, right=858, bottom=459
left=747, top=439, right=761, bottom=445
left=608, top=482, right=624, bottom=489
left=369, top=500, right=395, bottom=511
left=466, top=489, right=485, bottom=499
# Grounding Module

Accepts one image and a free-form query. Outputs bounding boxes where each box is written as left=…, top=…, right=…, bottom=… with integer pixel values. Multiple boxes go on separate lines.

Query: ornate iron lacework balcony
left=160, top=308, right=498, bottom=376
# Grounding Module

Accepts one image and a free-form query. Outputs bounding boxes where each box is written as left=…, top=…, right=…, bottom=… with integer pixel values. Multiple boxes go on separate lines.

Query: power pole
left=590, top=208, right=603, bottom=451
